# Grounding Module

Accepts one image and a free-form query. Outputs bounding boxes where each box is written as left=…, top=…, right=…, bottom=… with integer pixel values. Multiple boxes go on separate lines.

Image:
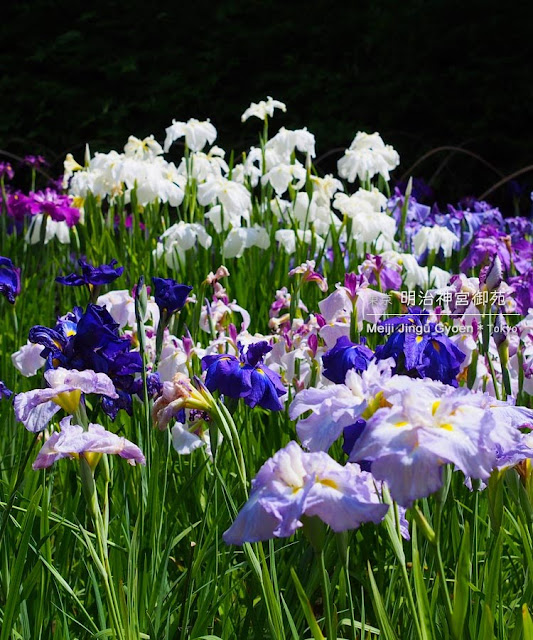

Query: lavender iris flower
left=349, top=381, right=503, bottom=506
left=202, top=341, right=286, bottom=411
left=223, top=441, right=388, bottom=544
left=33, top=416, right=145, bottom=469
left=0, top=257, right=21, bottom=304
left=56, top=259, right=124, bottom=287
left=14, top=367, right=118, bottom=432
left=375, top=307, right=465, bottom=386
left=495, top=431, right=533, bottom=469
left=322, top=336, right=373, bottom=384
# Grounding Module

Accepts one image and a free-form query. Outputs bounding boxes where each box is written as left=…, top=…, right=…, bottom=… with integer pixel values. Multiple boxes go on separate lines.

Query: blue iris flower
left=375, top=307, right=465, bottom=386
left=202, top=341, right=286, bottom=411
left=1, top=380, right=12, bottom=400
left=152, top=278, right=193, bottom=316
left=0, top=256, right=21, bottom=304
left=322, top=336, right=373, bottom=384
left=56, top=259, right=124, bottom=287
left=29, top=304, right=143, bottom=418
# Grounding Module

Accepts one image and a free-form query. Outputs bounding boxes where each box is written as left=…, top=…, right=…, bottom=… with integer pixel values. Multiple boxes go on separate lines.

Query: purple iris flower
left=56, top=259, right=124, bottom=287
left=0, top=161, right=15, bottom=180
left=202, top=341, right=286, bottom=411
left=5, top=191, right=31, bottom=222
left=509, top=270, right=533, bottom=314
left=0, top=257, right=21, bottom=304
left=23, top=155, right=48, bottom=169
left=511, top=239, right=533, bottom=276
left=460, top=225, right=511, bottom=273
left=506, top=216, right=533, bottom=240
left=388, top=192, right=431, bottom=250
left=33, top=416, right=145, bottom=470
left=223, top=441, right=388, bottom=544
left=375, top=307, right=465, bottom=387
left=394, top=178, right=434, bottom=202
left=102, top=372, right=162, bottom=420
left=0, top=380, right=12, bottom=400
left=322, top=336, right=373, bottom=384
left=458, top=197, right=504, bottom=222
left=29, top=304, right=142, bottom=419
left=359, top=254, right=403, bottom=291
left=152, top=277, right=192, bottom=316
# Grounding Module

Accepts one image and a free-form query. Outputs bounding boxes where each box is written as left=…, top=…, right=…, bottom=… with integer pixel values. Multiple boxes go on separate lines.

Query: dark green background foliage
left=2, top=0, right=532, bottom=205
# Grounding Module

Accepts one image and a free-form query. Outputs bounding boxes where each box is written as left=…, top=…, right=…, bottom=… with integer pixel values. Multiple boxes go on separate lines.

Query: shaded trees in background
left=2, top=0, right=532, bottom=207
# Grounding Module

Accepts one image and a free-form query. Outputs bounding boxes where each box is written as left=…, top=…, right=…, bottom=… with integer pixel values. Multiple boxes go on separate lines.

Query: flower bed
left=1, top=98, right=533, bottom=639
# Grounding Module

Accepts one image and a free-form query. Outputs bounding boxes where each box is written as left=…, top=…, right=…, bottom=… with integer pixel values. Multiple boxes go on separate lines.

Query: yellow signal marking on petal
left=395, top=421, right=409, bottom=427
left=440, top=423, right=454, bottom=431
left=432, top=340, right=441, bottom=352
left=52, top=389, right=82, bottom=414
left=416, top=336, right=423, bottom=343
left=432, top=400, right=441, bottom=415
left=362, top=391, right=391, bottom=419
left=319, top=478, right=339, bottom=490
left=83, top=451, right=103, bottom=471
left=291, top=485, right=303, bottom=494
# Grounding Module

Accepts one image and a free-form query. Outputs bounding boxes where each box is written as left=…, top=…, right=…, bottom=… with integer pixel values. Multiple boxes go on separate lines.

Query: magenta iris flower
left=6, top=189, right=80, bottom=226
left=202, top=341, right=286, bottom=411
left=56, top=259, right=124, bottom=287
left=0, top=257, right=21, bottom=304
left=223, top=441, right=388, bottom=544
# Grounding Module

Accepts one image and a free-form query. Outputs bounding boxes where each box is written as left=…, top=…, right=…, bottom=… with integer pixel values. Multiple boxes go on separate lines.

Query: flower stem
left=393, top=503, right=424, bottom=640
left=433, top=499, right=453, bottom=624
left=80, top=456, right=126, bottom=640
left=319, top=549, right=336, bottom=640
